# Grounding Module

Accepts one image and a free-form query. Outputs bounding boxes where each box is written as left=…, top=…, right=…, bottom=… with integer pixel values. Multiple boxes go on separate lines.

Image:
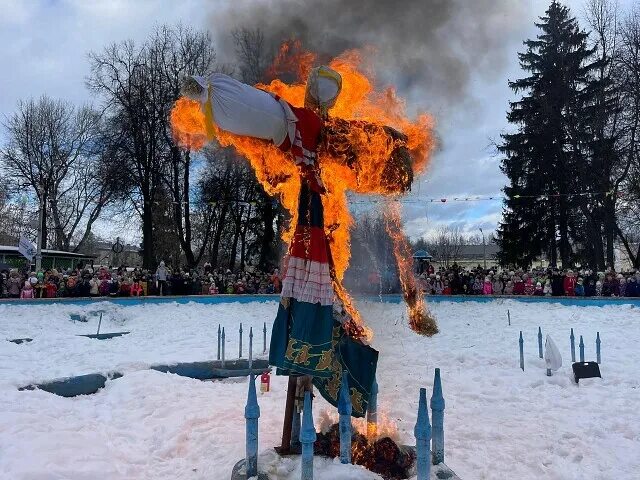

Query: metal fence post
left=430, top=368, right=445, bottom=465
left=570, top=328, right=576, bottom=362
left=538, top=327, right=543, bottom=359
left=217, top=324, right=221, bottom=360
left=579, top=335, right=585, bottom=363
left=300, top=391, right=316, bottom=480
left=519, top=331, right=524, bottom=371
left=244, top=375, right=260, bottom=478
left=338, top=374, right=352, bottom=464
left=415, top=387, right=431, bottom=480
left=249, top=327, right=253, bottom=370
left=263, top=321, right=267, bottom=354
left=596, top=332, right=601, bottom=364
left=221, top=327, right=226, bottom=368
left=507, top=309, right=511, bottom=326
left=239, top=323, right=243, bottom=358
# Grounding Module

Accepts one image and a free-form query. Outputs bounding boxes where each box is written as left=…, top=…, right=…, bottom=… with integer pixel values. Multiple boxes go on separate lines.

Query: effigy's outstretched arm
left=181, top=73, right=291, bottom=148
left=323, top=117, right=413, bottom=194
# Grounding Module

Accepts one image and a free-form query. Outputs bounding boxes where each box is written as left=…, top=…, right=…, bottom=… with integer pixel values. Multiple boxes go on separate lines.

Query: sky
left=0, top=0, right=635, bottom=244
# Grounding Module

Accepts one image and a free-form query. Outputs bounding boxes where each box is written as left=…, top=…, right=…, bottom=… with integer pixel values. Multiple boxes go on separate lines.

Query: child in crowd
left=20, top=281, right=34, bottom=299
left=130, top=280, right=143, bottom=297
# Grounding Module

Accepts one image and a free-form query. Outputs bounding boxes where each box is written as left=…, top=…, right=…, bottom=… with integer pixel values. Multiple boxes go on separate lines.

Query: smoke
left=210, top=0, right=528, bottom=112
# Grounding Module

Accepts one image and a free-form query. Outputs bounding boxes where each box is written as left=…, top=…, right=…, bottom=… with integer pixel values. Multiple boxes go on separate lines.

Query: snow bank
left=0, top=299, right=639, bottom=479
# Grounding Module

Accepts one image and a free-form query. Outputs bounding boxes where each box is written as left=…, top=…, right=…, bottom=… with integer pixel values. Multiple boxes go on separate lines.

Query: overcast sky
left=0, top=0, right=634, bottom=244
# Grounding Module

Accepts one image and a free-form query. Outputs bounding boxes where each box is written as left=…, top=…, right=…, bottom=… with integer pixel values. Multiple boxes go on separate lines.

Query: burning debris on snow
left=314, top=423, right=416, bottom=480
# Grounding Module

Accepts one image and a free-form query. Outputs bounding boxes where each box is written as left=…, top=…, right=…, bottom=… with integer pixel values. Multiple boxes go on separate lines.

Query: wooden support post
left=300, top=391, right=316, bottom=480
left=430, top=368, right=445, bottom=465
left=579, top=335, right=585, bottom=363
left=338, top=374, right=352, bottom=464
left=414, top=388, right=431, bottom=480
left=538, top=327, right=543, bottom=359
left=245, top=374, right=260, bottom=478
left=290, top=409, right=301, bottom=452
left=570, top=328, right=576, bottom=362
left=519, top=331, right=524, bottom=371
left=596, top=332, right=601, bottom=364
left=367, top=377, right=378, bottom=439
left=279, top=376, right=297, bottom=454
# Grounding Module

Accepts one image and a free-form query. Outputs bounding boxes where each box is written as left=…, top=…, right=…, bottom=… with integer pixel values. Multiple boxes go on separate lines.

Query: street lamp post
left=479, top=227, right=486, bottom=270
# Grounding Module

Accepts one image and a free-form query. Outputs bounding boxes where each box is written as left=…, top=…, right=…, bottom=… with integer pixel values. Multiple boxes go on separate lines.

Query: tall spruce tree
left=497, top=1, right=599, bottom=268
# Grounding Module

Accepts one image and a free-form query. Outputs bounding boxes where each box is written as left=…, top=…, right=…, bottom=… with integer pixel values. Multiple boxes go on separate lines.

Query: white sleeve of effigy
left=192, top=73, right=289, bottom=147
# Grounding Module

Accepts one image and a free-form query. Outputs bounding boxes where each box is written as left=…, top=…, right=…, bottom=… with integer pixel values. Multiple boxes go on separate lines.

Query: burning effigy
left=170, top=47, right=438, bottom=424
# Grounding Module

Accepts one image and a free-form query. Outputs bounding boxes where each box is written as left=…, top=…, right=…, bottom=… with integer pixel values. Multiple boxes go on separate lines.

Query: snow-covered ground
left=1, top=298, right=639, bottom=479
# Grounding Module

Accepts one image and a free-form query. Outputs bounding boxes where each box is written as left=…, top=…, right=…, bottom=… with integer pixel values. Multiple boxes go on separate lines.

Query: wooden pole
left=279, top=376, right=298, bottom=454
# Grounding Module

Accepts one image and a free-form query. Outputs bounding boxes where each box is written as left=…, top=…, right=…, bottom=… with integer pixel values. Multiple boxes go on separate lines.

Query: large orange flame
left=170, top=48, right=436, bottom=339
left=384, top=201, right=438, bottom=336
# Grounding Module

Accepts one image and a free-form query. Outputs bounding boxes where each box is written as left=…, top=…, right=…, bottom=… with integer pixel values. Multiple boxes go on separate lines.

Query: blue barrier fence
left=1, top=293, right=638, bottom=307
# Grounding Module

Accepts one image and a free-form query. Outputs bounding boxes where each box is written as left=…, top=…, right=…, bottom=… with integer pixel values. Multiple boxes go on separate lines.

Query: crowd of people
left=0, top=262, right=282, bottom=299
left=416, top=263, right=640, bottom=297
left=2, top=259, right=639, bottom=299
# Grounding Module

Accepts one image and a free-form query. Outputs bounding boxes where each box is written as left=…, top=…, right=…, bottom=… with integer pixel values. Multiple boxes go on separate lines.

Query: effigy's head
left=305, top=66, right=342, bottom=116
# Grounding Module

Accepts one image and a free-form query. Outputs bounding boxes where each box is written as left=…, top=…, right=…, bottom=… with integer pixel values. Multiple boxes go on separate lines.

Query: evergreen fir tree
left=497, top=1, right=599, bottom=268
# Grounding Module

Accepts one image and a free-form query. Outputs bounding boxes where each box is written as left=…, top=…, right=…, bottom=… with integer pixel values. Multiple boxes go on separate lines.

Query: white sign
left=18, top=236, right=36, bottom=261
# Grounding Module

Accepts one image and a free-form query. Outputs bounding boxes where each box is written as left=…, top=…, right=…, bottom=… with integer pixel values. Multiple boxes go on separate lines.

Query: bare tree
left=0, top=96, right=104, bottom=251
left=154, top=25, right=217, bottom=268
left=88, top=37, right=171, bottom=268
left=426, top=225, right=466, bottom=268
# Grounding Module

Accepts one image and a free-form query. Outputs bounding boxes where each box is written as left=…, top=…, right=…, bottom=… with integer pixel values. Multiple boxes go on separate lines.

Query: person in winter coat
left=130, top=280, right=143, bottom=297
left=89, top=275, right=100, bottom=297
left=513, top=276, right=525, bottom=295
left=626, top=276, right=638, bottom=297
left=442, top=280, right=452, bottom=295
left=563, top=271, right=576, bottom=296
left=574, top=278, right=585, bottom=296
left=482, top=277, right=493, bottom=295
left=618, top=276, right=627, bottom=297
left=7, top=272, right=22, bottom=298
left=523, top=277, right=535, bottom=296
left=472, top=276, right=483, bottom=295
left=595, top=280, right=603, bottom=296
left=433, top=275, right=444, bottom=295
left=20, top=281, right=34, bottom=299
left=584, top=278, right=596, bottom=297
left=45, top=279, right=58, bottom=298
left=551, top=271, right=564, bottom=296
left=156, top=261, right=168, bottom=296
left=602, top=273, right=618, bottom=296
left=534, top=282, right=544, bottom=296
left=543, top=280, right=552, bottom=296
left=492, top=277, right=504, bottom=296
left=504, top=280, right=514, bottom=295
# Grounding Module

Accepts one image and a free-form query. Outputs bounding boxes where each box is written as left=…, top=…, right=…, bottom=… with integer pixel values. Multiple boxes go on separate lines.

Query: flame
left=266, top=38, right=317, bottom=82
left=318, top=408, right=399, bottom=442
left=384, top=201, right=438, bottom=336
left=170, top=46, right=436, bottom=340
